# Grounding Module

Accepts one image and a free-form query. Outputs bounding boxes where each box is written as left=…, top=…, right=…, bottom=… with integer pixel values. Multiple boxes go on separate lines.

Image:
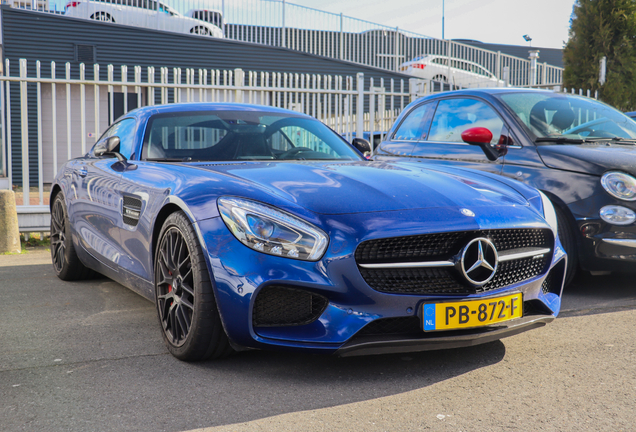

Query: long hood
left=193, top=161, right=529, bottom=214
left=537, top=144, right=636, bottom=176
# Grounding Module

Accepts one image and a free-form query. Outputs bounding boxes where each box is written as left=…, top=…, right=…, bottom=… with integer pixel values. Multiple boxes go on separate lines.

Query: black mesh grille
left=356, top=229, right=553, bottom=295
left=122, top=195, right=142, bottom=226
left=253, top=286, right=328, bottom=327
left=356, top=228, right=552, bottom=264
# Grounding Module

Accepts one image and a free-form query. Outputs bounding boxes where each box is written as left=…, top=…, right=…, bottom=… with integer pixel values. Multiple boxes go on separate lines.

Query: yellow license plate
left=422, top=293, right=522, bottom=331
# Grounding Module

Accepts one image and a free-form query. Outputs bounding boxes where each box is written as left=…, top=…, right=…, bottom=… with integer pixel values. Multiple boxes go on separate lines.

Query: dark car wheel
left=90, top=12, right=115, bottom=22
left=190, top=26, right=210, bottom=35
left=155, top=211, right=233, bottom=361
left=50, top=193, right=95, bottom=281
left=554, top=204, right=578, bottom=285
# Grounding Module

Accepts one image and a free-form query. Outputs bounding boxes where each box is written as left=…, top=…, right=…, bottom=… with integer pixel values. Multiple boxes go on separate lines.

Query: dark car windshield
left=498, top=92, right=636, bottom=142
left=142, top=111, right=362, bottom=162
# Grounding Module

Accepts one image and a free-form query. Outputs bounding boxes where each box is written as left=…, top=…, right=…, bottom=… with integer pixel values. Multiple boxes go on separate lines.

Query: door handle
left=76, top=167, right=88, bottom=177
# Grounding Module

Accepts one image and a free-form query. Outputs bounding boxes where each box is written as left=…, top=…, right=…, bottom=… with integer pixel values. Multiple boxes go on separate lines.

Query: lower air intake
left=253, top=286, right=328, bottom=327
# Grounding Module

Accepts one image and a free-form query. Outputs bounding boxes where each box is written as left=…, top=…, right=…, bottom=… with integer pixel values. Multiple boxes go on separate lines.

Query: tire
left=154, top=211, right=233, bottom=361
left=554, top=204, right=578, bottom=286
left=50, top=193, right=95, bottom=281
left=190, top=26, right=210, bottom=36
left=90, top=12, right=114, bottom=22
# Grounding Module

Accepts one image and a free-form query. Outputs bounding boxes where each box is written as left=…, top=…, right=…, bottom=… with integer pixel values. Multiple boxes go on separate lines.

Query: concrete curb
left=0, top=190, right=22, bottom=254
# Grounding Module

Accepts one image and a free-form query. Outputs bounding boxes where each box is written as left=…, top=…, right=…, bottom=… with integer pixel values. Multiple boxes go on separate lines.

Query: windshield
left=142, top=111, right=362, bottom=162
left=498, top=92, right=636, bottom=142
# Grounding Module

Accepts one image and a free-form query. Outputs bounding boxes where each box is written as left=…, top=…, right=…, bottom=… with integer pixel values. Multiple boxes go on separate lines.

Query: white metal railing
left=0, top=58, right=426, bottom=214
left=16, top=0, right=563, bottom=87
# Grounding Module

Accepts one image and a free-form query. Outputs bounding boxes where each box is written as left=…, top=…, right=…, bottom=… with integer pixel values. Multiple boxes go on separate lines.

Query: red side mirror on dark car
left=461, top=127, right=503, bottom=161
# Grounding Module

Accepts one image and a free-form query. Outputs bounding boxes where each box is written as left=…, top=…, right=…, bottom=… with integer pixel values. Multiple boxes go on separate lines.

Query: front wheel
left=50, top=193, right=94, bottom=280
left=155, top=211, right=233, bottom=361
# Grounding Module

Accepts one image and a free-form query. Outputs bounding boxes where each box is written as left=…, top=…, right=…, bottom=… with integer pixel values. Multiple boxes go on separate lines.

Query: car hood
left=195, top=161, right=530, bottom=215
left=537, top=144, right=636, bottom=176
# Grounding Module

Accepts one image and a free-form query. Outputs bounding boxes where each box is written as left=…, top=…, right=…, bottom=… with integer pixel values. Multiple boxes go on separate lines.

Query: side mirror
left=461, top=127, right=503, bottom=161
left=93, top=136, right=126, bottom=162
left=352, top=137, right=371, bottom=156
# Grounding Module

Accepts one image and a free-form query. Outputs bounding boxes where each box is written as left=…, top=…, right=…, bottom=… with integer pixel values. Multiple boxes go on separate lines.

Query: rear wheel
left=90, top=12, right=114, bottom=22
left=50, top=193, right=94, bottom=281
left=554, top=204, right=578, bottom=286
left=155, top=211, right=233, bottom=361
left=190, top=26, right=210, bottom=35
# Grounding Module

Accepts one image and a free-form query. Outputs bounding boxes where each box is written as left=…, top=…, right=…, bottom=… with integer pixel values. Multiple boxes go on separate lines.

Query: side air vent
left=122, top=195, right=142, bottom=226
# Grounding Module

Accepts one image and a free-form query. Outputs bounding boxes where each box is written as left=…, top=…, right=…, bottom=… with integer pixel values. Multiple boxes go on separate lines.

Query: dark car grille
left=356, top=228, right=553, bottom=295
left=253, top=286, right=328, bottom=327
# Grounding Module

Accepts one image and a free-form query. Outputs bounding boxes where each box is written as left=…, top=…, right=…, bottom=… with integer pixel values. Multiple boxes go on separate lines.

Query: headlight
left=601, top=171, right=636, bottom=201
left=539, top=191, right=558, bottom=234
left=218, top=197, right=328, bottom=261
left=600, top=205, right=636, bottom=225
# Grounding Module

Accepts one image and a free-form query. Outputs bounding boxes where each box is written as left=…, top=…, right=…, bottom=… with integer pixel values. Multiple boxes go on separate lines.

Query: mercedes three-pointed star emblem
left=459, top=237, right=499, bottom=286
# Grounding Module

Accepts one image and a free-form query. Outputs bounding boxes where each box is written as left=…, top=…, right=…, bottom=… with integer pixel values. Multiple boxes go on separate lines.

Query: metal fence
left=0, top=58, right=426, bottom=229
left=20, top=0, right=563, bottom=87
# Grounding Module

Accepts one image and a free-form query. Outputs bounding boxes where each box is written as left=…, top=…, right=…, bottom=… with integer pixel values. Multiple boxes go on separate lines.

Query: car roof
left=416, top=87, right=566, bottom=101
left=124, top=102, right=313, bottom=119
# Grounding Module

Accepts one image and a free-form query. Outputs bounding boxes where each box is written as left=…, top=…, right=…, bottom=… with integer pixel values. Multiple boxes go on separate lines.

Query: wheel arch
left=49, top=184, right=62, bottom=210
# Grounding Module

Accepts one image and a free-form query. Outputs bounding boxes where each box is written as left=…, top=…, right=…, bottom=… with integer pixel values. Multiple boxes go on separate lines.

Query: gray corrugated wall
left=1, top=7, right=412, bottom=185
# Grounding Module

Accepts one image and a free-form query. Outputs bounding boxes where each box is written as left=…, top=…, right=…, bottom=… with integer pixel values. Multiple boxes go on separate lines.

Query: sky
left=291, top=0, right=576, bottom=49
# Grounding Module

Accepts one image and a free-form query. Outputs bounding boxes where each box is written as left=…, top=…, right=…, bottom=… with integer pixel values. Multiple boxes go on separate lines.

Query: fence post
left=19, top=59, right=29, bottom=206
left=281, top=0, right=286, bottom=48
left=339, top=13, right=343, bottom=60
left=234, top=68, right=245, bottom=103
left=356, top=73, right=364, bottom=139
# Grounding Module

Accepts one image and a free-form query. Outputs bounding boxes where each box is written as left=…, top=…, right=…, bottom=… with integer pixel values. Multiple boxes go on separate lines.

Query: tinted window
left=393, top=103, right=436, bottom=141
left=100, top=118, right=137, bottom=158
left=427, top=98, right=504, bottom=145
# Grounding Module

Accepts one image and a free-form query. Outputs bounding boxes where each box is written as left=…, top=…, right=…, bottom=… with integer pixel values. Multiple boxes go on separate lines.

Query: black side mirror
left=94, top=136, right=126, bottom=162
left=352, top=138, right=371, bottom=156
left=461, top=127, right=504, bottom=161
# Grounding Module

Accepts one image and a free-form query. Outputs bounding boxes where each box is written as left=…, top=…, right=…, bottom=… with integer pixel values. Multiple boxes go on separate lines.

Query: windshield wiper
left=535, top=137, right=587, bottom=144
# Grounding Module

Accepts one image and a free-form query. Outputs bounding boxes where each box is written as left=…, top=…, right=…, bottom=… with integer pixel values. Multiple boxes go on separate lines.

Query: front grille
left=356, top=228, right=552, bottom=264
left=253, top=286, right=328, bottom=327
left=356, top=228, right=553, bottom=295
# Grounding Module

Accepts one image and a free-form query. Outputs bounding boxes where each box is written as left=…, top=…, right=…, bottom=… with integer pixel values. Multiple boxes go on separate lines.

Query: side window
left=99, top=118, right=137, bottom=159
left=392, top=103, right=436, bottom=141
left=427, top=98, right=504, bottom=145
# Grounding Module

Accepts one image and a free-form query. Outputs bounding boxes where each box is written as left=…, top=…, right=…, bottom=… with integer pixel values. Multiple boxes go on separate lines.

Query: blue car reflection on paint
left=50, top=103, right=566, bottom=361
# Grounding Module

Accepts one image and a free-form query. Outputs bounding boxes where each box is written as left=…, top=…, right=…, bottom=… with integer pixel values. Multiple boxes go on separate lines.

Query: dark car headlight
left=218, top=197, right=328, bottom=261
left=601, top=171, right=636, bottom=201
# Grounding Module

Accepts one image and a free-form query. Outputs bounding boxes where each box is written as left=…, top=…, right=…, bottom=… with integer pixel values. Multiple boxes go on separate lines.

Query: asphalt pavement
left=1, top=250, right=635, bottom=432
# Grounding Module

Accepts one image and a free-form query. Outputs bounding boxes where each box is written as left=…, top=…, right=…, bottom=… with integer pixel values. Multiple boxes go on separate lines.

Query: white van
left=399, top=55, right=504, bottom=88
left=65, top=0, right=224, bottom=38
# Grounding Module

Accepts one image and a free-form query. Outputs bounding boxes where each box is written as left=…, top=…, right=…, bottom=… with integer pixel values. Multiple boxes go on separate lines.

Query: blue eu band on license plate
left=423, top=292, right=523, bottom=331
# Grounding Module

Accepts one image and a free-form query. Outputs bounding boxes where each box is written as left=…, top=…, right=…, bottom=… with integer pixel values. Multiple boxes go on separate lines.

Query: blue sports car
left=50, top=103, right=567, bottom=361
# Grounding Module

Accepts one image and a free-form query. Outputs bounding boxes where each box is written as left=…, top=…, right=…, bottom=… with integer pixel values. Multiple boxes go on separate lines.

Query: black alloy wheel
left=155, top=211, right=233, bottom=361
left=50, top=193, right=94, bottom=280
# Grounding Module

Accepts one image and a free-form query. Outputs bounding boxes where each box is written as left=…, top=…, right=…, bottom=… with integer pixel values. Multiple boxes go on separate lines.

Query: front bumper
left=197, top=211, right=567, bottom=355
